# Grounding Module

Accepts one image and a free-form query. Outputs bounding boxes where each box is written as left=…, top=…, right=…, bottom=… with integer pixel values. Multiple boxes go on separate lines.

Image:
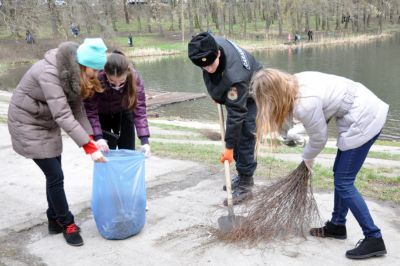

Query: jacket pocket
left=20, top=96, right=53, bottom=122
left=37, top=101, right=52, bottom=119
left=20, top=96, right=39, bottom=115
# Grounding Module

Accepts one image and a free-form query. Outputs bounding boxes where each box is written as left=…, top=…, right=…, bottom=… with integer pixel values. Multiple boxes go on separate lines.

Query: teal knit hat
left=76, top=38, right=107, bottom=70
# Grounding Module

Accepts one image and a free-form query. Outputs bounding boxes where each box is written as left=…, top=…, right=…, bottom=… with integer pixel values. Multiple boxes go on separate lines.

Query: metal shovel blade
left=217, top=214, right=244, bottom=234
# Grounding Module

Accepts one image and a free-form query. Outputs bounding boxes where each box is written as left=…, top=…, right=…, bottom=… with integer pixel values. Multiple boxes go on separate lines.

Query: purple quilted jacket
left=84, top=69, right=150, bottom=144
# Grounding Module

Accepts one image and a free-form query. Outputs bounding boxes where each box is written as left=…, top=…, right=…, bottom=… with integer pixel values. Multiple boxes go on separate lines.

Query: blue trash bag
left=92, top=149, right=146, bottom=240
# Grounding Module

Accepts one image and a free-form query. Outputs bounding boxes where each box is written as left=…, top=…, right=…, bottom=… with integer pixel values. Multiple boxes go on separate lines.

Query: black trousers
left=233, top=100, right=257, bottom=177
left=99, top=111, right=135, bottom=150
left=33, top=156, right=74, bottom=226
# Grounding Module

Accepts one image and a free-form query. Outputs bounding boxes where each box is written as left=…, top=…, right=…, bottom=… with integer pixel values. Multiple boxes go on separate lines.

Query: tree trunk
left=305, top=10, right=310, bottom=31
left=168, top=1, right=175, bottom=31
left=217, top=0, right=224, bottom=35
left=123, top=0, right=129, bottom=24
left=274, top=0, right=283, bottom=36
left=193, top=0, right=202, bottom=31
left=137, top=4, right=143, bottom=32
left=253, top=0, right=258, bottom=32
left=315, top=14, right=320, bottom=31
left=228, top=0, right=234, bottom=34
left=242, top=0, right=247, bottom=38
left=47, top=0, right=60, bottom=36
left=263, top=2, right=272, bottom=38
left=147, top=6, right=152, bottom=33
left=335, top=3, right=340, bottom=30
left=188, top=0, right=194, bottom=35
left=181, top=0, right=184, bottom=42
left=355, top=1, right=360, bottom=32
left=363, top=6, right=366, bottom=32
left=110, top=2, right=118, bottom=32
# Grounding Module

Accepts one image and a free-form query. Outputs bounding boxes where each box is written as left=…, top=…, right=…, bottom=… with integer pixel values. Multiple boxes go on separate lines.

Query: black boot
left=63, top=223, right=84, bottom=246
left=310, top=221, right=347, bottom=239
left=49, top=219, right=81, bottom=235
left=346, top=237, right=387, bottom=259
left=223, top=175, right=254, bottom=191
left=223, top=185, right=253, bottom=206
left=48, top=219, right=63, bottom=234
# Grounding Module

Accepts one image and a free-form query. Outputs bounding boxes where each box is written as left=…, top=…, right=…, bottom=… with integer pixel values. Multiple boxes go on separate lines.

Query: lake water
left=1, top=33, right=399, bottom=140
left=136, top=34, right=400, bottom=140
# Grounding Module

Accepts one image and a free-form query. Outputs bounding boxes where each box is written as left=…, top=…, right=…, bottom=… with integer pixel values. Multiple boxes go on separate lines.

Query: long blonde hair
left=250, top=68, right=299, bottom=153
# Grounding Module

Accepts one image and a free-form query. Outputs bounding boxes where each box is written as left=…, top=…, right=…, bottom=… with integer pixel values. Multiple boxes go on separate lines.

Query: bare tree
left=123, top=0, right=130, bottom=24
left=150, top=0, right=163, bottom=36
left=228, top=0, right=234, bottom=34
left=188, top=0, right=194, bottom=35
left=274, top=0, right=283, bottom=36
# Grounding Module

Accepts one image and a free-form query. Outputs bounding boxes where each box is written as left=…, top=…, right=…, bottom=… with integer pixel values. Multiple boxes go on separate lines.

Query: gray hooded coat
left=8, top=42, right=93, bottom=159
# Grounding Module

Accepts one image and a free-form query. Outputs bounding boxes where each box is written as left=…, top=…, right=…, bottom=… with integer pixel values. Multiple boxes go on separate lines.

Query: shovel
left=216, top=104, right=243, bottom=233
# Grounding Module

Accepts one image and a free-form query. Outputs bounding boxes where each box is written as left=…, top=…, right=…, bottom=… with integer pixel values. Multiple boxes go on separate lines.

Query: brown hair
left=104, top=51, right=137, bottom=110
left=79, top=65, right=103, bottom=99
left=250, top=68, right=299, bottom=153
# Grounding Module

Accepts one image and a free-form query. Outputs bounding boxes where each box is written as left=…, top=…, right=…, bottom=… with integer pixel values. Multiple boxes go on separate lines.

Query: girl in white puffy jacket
left=251, top=68, right=388, bottom=260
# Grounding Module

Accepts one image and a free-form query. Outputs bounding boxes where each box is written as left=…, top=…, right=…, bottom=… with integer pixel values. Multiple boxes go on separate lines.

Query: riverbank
left=1, top=27, right=399, bottom=69
left=125, top=30, right=399, bottom=59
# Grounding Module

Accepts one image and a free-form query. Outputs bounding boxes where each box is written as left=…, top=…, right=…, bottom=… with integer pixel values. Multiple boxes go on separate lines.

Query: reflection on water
left=1, top=34, right=399, bottom=140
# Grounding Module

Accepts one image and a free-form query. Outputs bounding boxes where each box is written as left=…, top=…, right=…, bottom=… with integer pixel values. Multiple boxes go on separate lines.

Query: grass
left=149, top=121, right=201, bottom=133
left=0, top=60, right=36, bottom=74
left=0, top=116, right=7, bottom=124
left=151, top=134, right=208, bottom=141
left=148, top=118, right=400, bottom=204
left=376, top=140, right=400, bottom=147
left=148, top=120, right=400, bottom=161
left=151, top=141, right=219, bottom=165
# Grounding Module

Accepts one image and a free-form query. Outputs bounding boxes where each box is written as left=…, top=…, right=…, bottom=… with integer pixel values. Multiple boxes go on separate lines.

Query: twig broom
left=216, top=161, right=321, bottom=244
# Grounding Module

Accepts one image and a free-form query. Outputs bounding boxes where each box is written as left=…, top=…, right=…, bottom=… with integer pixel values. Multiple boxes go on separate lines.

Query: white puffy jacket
left=293, top=72, right=389, bottom=160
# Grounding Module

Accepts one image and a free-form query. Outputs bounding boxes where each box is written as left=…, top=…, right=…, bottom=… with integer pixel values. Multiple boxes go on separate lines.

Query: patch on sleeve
left=227, top=87, right=238, bottom=101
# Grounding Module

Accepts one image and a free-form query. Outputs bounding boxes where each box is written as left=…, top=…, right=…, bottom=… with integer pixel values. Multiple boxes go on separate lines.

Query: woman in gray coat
left=251, top=69, right=388, bottom=260
left=7, top=38, right=108, bottom=247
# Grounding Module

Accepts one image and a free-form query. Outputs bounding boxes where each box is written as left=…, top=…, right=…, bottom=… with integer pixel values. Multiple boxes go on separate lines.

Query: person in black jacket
left=188, top=32, right=262, bottom=205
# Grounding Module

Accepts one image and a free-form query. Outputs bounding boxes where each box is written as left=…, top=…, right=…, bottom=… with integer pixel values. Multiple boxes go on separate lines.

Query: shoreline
left=1, top=29, right=397, bottom=66
left=127, top=30, right=399, bottom=59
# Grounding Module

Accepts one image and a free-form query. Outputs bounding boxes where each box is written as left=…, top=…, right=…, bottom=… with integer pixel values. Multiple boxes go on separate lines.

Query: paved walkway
left=1, top=124, right=400, bottom=265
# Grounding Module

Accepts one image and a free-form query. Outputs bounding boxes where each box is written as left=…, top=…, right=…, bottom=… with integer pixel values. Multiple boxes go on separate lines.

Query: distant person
left=251, top=69, right=388, bottom=260
left=307, top=30, right=313, bottom=41
left=287, top=33, right=292, bottom=43
left=8, top=38, right=108, bottom=247
left=188, top=32, right=262, bottom=205
left=294, top=33, right=301, bottom=43
left=128, top=33, right=133, bottom=47
left=84, top=50, right=151, bottom=157
left=25, top=30, right=34, bottom=44
left=71, top=24, right=80, bottom=37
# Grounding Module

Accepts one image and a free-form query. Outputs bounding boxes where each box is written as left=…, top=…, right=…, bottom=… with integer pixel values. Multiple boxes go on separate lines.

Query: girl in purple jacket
left=84, top=50, right=151, bottom=156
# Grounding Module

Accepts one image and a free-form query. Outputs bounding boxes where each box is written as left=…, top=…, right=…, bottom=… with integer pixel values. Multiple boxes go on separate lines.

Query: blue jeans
left=33, top=156, right=74, bottom=226
left=331, top=133, right=381, bottom=238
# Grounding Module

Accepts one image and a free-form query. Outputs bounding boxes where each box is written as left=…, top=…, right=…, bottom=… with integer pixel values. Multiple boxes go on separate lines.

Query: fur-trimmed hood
left=8, top=41, right=93, bottom=159
left=44, top=41, right=81, bottom=101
